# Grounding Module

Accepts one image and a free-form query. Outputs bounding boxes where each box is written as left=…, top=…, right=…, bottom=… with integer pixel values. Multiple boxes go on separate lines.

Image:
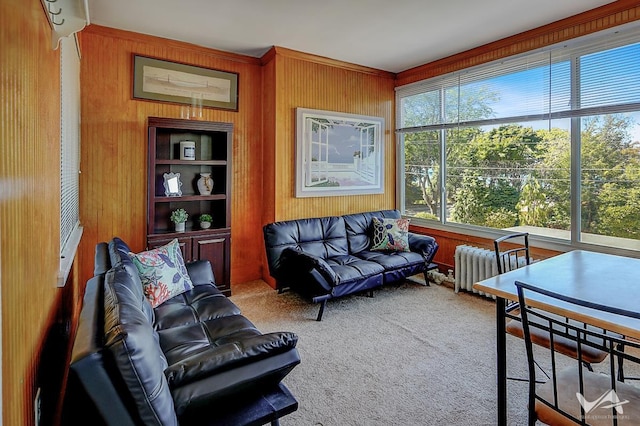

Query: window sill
left=58, top=225, right=83, bottom=287
left=407, top=217, right=640, bottom=259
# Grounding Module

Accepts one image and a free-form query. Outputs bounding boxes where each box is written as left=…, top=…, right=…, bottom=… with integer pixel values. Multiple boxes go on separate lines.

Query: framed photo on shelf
left=133, top=55, right=238, bottom=111
left=163, top=172, right=182, bottom=197
left=295, top=108, right=385, bottom=197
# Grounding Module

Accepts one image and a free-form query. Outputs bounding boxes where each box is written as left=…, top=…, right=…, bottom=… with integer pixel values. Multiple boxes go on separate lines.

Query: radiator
left=454, top=245, right=498, bottom=298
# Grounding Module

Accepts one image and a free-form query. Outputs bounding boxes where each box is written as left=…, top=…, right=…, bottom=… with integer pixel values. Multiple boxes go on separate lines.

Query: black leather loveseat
left=263, top=210, right=438, bottom=321
left=63, top=237, right=301, bottom=426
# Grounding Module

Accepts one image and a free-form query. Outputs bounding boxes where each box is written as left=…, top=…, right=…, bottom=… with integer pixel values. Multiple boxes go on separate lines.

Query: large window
left=396, top=25, right=640, bottom=252
left=59, top=35, right=82, bottom=286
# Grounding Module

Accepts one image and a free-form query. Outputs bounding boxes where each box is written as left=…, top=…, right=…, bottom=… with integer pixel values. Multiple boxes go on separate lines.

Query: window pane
left=457, top=57, right=571, bottom=120
left=445, top=120, right=571, bottom=237
left=403, top=131, right=441, bottom=220
left=580, top=42, right=640, bottom=109
left=580, top=113, right=640, bottom=250
left=400, top=90, right=441, bottom=128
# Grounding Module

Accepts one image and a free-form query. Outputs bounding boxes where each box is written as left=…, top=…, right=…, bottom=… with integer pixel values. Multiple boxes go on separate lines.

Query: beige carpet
left=230, top=279, right=634, bottom=426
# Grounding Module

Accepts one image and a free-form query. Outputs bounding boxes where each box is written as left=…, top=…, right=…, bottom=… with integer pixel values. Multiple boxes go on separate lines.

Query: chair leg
left=316, top=300, right=327, bottom=321
left=617, top=342, right=626, bottom=382
left=271, top=420, right=280, bottom=426
left=422, top=271, right=431, bottom=286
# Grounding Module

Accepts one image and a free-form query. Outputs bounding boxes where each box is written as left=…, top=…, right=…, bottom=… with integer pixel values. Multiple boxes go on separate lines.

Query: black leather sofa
left=63, top=237, right=301, bottom=426
left=263, top=210, right=438, bottom=321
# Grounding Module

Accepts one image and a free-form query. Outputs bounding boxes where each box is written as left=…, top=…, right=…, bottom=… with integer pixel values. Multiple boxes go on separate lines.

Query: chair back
left=514, top=280, right=640, bottom=425
left=494, top=232, right=530, bottom=274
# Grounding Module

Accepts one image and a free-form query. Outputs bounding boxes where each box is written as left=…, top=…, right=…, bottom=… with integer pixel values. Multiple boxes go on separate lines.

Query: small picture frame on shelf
left=163, top=172, right=182, bottom=197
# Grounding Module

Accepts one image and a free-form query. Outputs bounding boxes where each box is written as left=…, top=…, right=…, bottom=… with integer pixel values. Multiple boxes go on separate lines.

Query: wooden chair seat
left=506, top=315, right=610, bottom=364
left=536, top=366, right=640, bottom=425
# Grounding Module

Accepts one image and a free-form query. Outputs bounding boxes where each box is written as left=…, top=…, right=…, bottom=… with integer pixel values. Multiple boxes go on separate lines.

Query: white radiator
left=454, top=245, right=498, bottom=298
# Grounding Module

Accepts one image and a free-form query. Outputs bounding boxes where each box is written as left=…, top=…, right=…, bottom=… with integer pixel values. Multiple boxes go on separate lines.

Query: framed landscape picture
left=133, top=55, right=238, bottom=111
left=295, top=108, right=384, bottom=197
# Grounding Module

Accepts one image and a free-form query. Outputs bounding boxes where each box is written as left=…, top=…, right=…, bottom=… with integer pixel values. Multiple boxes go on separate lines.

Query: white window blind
left=59, top=35, right=82, bottom=287
left=397, top=25, right=640, bottom=132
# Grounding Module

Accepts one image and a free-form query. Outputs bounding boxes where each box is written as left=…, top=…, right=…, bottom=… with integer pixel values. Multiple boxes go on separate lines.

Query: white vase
left=175, top=222, right=186, bottom=232
left=197, top=173, right=213, bottom=195
left=200, top=221, right=211, bottom=229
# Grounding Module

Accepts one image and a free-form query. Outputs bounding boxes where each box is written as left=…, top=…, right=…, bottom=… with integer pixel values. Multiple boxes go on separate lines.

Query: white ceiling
left=87, top=0, right=615, bottom=73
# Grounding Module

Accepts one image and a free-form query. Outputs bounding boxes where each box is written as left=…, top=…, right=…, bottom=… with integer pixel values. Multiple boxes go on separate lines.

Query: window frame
left=396, top=22, right=640, bottom=258
left=58, top=34, right=83, bottom=287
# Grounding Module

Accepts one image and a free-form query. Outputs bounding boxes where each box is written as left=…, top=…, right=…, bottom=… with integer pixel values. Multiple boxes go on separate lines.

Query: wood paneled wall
left=2, top=3, right=638, bottom=424
left=78, top=26, right=264, bottom=286
left=410, top=227, right=561, bottom=273
left=0, top=0, right=70, bottom=424
left=397, top=1, right=640, bottom=86
left=263, top=47, right=396, bottom=222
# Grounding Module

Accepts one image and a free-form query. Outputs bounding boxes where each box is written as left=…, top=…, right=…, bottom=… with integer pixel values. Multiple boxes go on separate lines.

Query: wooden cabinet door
left=192, top=231, right=231, bottom=295
left=147, top=235, right=193, bottom=263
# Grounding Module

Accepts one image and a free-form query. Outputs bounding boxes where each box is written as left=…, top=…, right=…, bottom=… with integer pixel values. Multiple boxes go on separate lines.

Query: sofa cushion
left=154, top=284, right=240, bottom=330
left=103, top=266, right=177, bottom=426
left=355, top=250, right=426, bottom=283
left=356, top=250, right=424, bottom=269
left=107, top=238, right=156, bottom=324
left=129, top=239, right=194, bottom=308
left=263, top=216, right=349, bottom=279
left=343, top=210, right=401, bottom=254
left=370, top=217, right=411, bottom=252
left=159, top=314, right=259, bottom=364
left=108, top=236, right=133, bottom=266
left=325, top=255, right=385, bottom=285
left=164, top=331, right=298, bottom=388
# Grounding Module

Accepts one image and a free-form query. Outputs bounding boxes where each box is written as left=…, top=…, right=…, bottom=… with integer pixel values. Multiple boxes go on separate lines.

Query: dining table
left=473, top=249, right=640, bottom=426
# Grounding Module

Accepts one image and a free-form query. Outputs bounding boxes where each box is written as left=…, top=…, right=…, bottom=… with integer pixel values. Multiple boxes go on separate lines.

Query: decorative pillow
left=129, top=239, right=194, bottom=308
left=370, top=217, right=411, bottom=252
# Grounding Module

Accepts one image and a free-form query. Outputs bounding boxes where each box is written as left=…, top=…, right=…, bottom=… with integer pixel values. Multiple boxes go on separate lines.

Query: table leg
left=496, top=296, right=507, bottom=426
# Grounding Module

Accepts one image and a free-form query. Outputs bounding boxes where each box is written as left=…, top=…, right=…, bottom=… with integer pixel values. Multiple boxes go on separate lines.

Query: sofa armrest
left=186, top=260, right=216, bottom=286
left=165, top=332, right=298, bottom=388
left=408, top=233, right=439, bottom=264
left=281, top=248, right=337, bottom=288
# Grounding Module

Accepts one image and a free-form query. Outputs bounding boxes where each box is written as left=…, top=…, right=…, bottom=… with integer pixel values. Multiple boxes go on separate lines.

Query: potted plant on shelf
left=199, top=213, right=212, bottom=229
left=170, top=208, right=188, bottom=232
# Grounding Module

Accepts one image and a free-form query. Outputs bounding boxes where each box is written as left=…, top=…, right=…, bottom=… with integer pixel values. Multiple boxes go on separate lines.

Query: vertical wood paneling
left=2, top=2, right=640, bottom=423
left=397, top=2, right=640, bottom=86
left=261, top=59, right=277, bottom=227
left=1, top=0, right=63, bottom=424
left=267, top=48, right=396, bottom=223
left=79, top=26, right=264, bottom=286
left=410, top=227, right=560, bottom=273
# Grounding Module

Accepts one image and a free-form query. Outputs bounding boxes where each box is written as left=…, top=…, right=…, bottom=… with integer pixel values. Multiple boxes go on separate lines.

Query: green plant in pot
left=199, top=213, right=212, bottom=229
left=170, top=208, right=188, bottom=232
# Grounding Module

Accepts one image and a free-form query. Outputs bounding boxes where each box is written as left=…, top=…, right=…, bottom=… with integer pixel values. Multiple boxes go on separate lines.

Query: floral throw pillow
left=129, top=239, right=194, bottom=308
left=370, top=217, right=411, bottom=252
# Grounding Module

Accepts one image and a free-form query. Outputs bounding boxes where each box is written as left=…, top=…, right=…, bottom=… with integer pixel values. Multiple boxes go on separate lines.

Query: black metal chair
left=494, top=233, right=608, bottom=383
left=515, top=280, right=640, bottom=425
left=494, top=232, right=531, bottom=275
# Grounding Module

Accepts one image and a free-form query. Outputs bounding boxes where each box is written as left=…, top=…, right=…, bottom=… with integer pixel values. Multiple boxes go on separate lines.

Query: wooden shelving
left=146, top=117, right=232, bottom=295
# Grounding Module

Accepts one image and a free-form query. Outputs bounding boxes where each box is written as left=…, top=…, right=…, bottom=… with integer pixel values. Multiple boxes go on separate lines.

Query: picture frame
left=163, top=172, right=182, bottom=197
left=295, top=108, right=385, bottom=197
left=133, top=55, right=238, bottom=111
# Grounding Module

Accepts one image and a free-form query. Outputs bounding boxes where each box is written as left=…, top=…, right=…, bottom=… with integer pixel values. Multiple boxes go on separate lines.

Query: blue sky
left=478, top=41, right=640, bottom=142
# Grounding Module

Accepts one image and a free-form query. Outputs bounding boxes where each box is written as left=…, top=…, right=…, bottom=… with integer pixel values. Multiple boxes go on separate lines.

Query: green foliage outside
left=404, top=103, right=640, bottom=240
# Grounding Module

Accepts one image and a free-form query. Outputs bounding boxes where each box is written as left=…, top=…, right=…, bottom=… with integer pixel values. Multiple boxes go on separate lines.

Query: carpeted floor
left=229, top=279, right=635, bottom=426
